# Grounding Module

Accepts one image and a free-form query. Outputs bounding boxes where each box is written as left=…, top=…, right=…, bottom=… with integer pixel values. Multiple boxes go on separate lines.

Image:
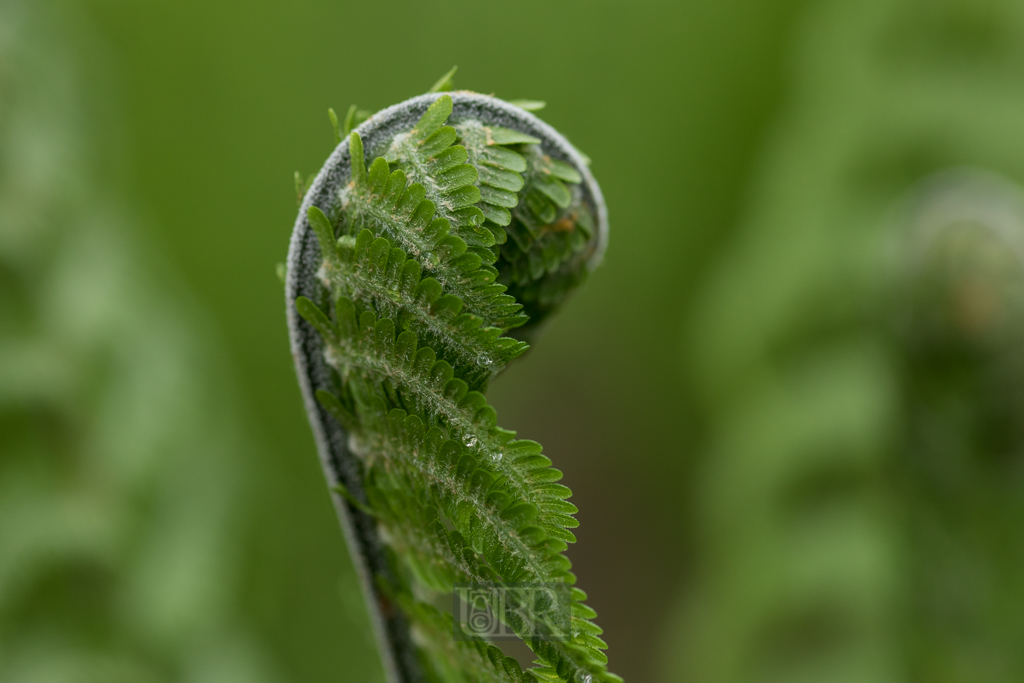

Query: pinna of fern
left=286, top=72, right=612, bottom=683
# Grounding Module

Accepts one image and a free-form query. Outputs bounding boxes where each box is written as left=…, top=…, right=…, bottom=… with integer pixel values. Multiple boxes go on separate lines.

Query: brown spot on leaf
left=540, top=213, right=577, bottom=235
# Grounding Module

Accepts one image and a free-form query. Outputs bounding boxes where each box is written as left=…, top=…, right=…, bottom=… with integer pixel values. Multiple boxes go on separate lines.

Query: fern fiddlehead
left=285, top=75, right=614, bottom=683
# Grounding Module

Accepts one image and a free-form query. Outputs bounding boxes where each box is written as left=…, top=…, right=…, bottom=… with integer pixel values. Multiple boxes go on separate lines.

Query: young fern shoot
left=286, top=75, right=613, bottom=683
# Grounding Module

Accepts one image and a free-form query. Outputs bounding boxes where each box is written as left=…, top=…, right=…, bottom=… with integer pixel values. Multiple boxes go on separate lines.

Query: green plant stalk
left=286, top=83, right=613, bottom=683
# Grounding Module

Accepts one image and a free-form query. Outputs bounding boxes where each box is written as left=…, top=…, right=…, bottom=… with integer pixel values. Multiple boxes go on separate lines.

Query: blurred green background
left=5, top=0, right=1024, bottom=681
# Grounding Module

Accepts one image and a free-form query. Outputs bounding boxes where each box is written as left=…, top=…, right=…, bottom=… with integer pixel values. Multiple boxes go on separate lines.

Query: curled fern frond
left=286, top=77, right=611, bottom=683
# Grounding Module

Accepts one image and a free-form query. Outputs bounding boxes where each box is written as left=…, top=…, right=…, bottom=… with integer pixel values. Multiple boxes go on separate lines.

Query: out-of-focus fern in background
left=668, top=0, right=1024, bottom=681
left=0, top=3, right=276, bottom=681
left=5, top=0, right=1024, bottom=681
